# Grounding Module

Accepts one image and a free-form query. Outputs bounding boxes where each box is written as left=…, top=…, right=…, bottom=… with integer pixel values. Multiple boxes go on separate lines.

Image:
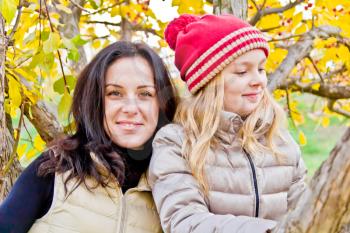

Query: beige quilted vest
left=28, top=172, right=162, bottom=233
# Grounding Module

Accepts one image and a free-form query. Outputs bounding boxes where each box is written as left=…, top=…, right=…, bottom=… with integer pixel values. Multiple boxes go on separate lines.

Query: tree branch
left=267, top=25, right=343, bottom=92
left=279, top=79, right=350, bottom=100
left=23, top=100, right=63, bottom=143
left=328, top=99, right=350, bottom=118
left=307, top=55, right=324, bottom=83
left=85, top=20, right=121, bottom=27
left=249, top=0, right=304, bottom=26
left=82, top=1, right=125, bottom=16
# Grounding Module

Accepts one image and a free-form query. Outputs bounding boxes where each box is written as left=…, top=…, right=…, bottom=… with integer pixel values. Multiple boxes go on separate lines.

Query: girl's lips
left=242, top=93, right=260, bottom=102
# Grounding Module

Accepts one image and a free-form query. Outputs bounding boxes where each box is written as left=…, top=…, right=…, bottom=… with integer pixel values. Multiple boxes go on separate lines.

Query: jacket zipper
left=118, top=185, right=150, bottom=233
left=244, top=149, right=259, bottom=217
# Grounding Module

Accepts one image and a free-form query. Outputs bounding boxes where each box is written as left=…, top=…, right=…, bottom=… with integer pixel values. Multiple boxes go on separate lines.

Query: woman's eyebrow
left=105, top=83, right=122, bottom=88
left=137, top=85, right=156, bottom=89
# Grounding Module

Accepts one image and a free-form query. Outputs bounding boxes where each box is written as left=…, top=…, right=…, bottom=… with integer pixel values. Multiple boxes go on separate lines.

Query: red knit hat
left=165, top=14, right=269, bottom=94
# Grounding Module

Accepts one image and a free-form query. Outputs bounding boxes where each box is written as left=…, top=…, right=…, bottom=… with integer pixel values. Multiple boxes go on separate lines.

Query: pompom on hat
left=164, top=14, right=269, bottom=94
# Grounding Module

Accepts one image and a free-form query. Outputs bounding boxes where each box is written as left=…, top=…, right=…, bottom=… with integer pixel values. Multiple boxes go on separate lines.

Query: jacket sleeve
left=287, top=150, right=308, bottom=210
left=148, top=124, right=276, bottom=233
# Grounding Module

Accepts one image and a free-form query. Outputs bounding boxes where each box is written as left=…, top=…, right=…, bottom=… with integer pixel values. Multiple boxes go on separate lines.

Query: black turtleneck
left=0, top=143, right=152, bottom=233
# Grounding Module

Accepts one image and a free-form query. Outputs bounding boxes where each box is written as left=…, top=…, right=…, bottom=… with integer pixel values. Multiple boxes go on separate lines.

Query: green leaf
left=0, top=0, right=18, bottom=23
left=68, top=48, right=80, bottom=62
left=54, top=75, right=77, bottom=94
left=28, top=51, right=44, bottom=69
left=88, top=0, right=98, bottom=9
left=43, top=32, right=61, bottom=54
left=41, top=30, right=50, bottom=41
left=71, top=35, right=88, bottom=47
left=58, top=92, right=72, bottom=122
left=62, top=37, right=75, bottom=50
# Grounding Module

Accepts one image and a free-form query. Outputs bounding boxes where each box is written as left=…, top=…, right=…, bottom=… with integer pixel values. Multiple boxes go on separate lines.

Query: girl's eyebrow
left=233, top=58, right=267, bottom=67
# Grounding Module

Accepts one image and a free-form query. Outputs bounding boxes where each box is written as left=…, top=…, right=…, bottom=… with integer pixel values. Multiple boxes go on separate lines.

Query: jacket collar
left=218, top=111, right=244, bottom=145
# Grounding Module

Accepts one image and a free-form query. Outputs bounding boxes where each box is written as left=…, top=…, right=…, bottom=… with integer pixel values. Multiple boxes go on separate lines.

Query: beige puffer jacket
left=28, top=171, right=162, bottom=233
left=148, top=111, right=307, bottom=233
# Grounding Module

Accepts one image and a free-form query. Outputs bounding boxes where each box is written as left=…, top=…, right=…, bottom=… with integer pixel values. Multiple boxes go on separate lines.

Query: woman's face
left=221, top=49, right=267, bottom=117
left=104, top=56, right=159, bottom=149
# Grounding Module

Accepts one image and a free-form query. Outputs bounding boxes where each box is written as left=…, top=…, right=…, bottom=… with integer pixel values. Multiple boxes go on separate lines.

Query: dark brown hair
left=38, top=41, right=177, bottom=191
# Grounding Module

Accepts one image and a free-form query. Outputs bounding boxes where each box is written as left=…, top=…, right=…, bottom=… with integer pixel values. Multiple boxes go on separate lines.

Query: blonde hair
left=174, top=76, right=286, bottom=194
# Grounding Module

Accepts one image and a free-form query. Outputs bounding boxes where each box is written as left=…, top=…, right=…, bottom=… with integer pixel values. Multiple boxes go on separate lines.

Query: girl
left=148, top=14, right=307, bottom=233
left=0, top=41, right=176, bottom=233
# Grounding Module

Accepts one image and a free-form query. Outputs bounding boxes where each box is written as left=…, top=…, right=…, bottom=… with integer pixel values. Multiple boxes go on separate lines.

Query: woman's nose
left=121, top=97, right=139, bottom=114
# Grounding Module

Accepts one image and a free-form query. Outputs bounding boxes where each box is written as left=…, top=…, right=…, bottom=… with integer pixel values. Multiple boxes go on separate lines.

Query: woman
left=148, top=14, right=307, bottom=233
left=0, top=41, right=176, bottom=233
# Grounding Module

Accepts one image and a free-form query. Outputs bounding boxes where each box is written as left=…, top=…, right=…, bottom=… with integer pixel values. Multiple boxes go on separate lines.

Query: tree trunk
left=213, top=0, right=247, bottom=20
left=274, top=127, right=350, bottom=233
left=53, top=0, right=87, bottom=73
left=0, top=15, right=22, bottom=202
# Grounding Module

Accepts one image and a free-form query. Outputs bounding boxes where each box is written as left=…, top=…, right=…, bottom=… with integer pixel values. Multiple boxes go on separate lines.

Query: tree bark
left=213, top=0, right=247, bottom=20
left=274, top=127, right=350, bottom=233
left=0, top=15, right=22, bottom=202
left=53, top=0, right=87, bottom=73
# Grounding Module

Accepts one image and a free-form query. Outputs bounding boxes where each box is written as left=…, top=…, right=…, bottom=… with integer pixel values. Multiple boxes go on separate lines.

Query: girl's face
left=104, top=56, right=159, bottom=149
left=221, top=49, right=267, bottom=117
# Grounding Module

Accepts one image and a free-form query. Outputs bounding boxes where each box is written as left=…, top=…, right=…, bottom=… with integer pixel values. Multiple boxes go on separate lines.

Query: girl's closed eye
left=258, top=68, right=266, bottom=73
left=235, top=70, right=247, bottom=76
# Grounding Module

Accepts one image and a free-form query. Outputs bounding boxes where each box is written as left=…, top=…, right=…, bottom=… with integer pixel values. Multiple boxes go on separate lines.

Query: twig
left=261, top=25, right=282, bottom=32
left=307, top=55, right=324, bottom=83
left=69, top=0, right=90, bottom=13
left=23, top=117, right=34, bottom=145
left=285, top=87, right=297, bottom=129
left=250, top=0, right=259, bottom=10
left=249, top=0, right=304, bottom=25
left=85, top=20, right=121, bottom=27
left=43, top=0, right=69, bottom=94
left=328, top=99, right=350, bottom=118
left=83, top=1, right=125, bottom=16
left=268, top=33, right=303, bottom=42
left=8, top=0, right=23, bottom=42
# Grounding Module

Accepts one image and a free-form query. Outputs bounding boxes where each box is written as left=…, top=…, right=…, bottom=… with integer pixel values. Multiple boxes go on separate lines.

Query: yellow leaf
left=292, top=12, right=303, bottom=29
left=294, top=23, right=308, bottom=35
left=92, top=40, right=101, bottom=49
left=43, top=32, right=61, bottom=54
left=158, top=39, right=168, bottom=48
left=110, top=5, right=120, bottom=17
left=257, top=14, right=280, bottom=30
left=26, top=149, right=38, bottom=161
left=33, top=134, right=46, bottom=151
left=283, top=7, right=295, bottom=19
left=321, top=117, right=330, bottom=127
left=8, top=75, right=22, bottom=108
left=273, top=89, right=286, bottom=100
left=299, top=130, right=307, bottom=146
left=0, top=0, right=18, bottom=23
left=17, top=144, right=27, bottom=159
left=311, top=83, right=320, bottom=91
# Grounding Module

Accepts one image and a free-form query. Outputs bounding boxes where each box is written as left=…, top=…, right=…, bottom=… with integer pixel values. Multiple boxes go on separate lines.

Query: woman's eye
left=140, top=91, right=153, bottom=97
left=108, top=90, right=122, bottom=96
